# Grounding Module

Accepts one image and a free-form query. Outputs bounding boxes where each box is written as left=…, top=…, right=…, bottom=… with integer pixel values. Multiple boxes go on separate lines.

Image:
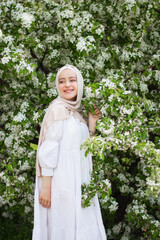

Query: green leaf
left=8, top=164, right=13, bottom=171
left=30, top=143, right=38, bottom=151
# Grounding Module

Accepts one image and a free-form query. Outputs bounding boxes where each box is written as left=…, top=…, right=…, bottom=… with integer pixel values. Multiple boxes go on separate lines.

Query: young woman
left=32, top=64, right=107, bottom=240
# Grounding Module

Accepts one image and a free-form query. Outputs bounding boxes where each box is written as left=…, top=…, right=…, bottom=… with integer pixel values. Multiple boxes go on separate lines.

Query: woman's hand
left=39, top=176, right=51, bottom=208
left=39, top=187, right=51, bottom=208
left=88, top=104, right=101, bottom=136
left=89, top=104, right=101, bottom=123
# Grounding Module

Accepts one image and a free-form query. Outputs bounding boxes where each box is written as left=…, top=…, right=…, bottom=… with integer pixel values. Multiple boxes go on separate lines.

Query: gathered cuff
left=41, top=168, right=54, bottom=176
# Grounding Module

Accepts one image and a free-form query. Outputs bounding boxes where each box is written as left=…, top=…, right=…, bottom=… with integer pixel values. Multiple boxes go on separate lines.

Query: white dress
left=32, top=115, right=107, bottom=240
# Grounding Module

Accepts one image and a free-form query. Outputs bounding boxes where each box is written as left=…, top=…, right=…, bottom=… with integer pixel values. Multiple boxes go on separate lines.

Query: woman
left=32, top=64, right=107, bottom=240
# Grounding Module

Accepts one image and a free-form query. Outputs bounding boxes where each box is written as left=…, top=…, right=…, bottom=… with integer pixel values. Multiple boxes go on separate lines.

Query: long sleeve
left=38, top=120, right=63, bottom=176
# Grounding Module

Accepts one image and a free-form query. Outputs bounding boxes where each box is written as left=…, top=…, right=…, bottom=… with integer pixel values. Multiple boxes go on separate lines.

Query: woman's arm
left=88, top=104, right=101, bottom=137
left=39, top=176, right=51, bottom=208
left=38, top=120, right=63, bottom=208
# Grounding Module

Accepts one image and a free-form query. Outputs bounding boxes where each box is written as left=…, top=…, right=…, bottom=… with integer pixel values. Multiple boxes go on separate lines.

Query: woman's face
left=58, top=69, right=78, bottom=101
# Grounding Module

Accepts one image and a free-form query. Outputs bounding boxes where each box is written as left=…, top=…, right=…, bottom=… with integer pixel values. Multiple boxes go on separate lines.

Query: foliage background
left=0, top=0, right=160, bottom=239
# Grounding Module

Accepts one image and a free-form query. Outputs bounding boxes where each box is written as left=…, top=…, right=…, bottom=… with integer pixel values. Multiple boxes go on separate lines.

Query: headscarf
left=36, top=64, right=87, bottom=177
left=53, top=64, right=86, bottom=124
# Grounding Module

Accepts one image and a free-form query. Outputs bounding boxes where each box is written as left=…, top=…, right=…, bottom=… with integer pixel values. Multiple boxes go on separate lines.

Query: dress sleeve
left=38, top=120, right=63, bottom=176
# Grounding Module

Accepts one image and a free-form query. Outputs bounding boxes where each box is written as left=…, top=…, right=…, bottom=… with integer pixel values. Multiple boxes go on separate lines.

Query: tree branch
left=30, top=48, right=50, bottom=75
left=153, top=8, right=160, bottom=15
left=124, top=64, right=160, bottom=83
left=0, top=78, right=7, bottom=85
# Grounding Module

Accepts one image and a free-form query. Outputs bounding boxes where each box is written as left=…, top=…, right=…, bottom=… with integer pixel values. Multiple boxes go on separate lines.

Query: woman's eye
left=70, top=79, right=76, bottom=82
left=59, top=81, right=64, bottom=84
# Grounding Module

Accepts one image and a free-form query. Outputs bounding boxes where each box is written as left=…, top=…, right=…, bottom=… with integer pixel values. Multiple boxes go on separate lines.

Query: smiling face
left=58, top=68, right=78, bottom=101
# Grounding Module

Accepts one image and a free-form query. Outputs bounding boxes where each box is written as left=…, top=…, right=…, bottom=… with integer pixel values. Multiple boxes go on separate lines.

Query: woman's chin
left=63, top=95, right=77, bottom=101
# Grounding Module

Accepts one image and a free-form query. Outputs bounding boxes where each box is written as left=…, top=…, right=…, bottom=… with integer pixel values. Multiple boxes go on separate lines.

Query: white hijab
left=53, top=64, right=86, bottom=124
left=36, top=64, right=87, bottom=176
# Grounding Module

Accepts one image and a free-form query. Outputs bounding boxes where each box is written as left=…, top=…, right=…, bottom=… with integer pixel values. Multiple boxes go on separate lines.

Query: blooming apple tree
left=0, top=0, right=160, bottom=239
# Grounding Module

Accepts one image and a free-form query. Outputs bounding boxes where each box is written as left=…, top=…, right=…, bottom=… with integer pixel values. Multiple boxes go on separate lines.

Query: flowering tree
left=0, top=0, right=160, bottom=239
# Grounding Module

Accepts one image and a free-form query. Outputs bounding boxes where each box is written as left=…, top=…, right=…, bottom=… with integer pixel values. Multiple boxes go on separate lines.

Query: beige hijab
left=36, top=64, right=87, bottom=177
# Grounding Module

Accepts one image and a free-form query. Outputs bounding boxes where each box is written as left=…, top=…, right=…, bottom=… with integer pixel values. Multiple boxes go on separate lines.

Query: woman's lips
left=64, top=89, right=73, bottom=93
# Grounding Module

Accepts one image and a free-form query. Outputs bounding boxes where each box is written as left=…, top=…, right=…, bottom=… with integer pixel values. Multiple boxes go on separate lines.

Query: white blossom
left=76, top=37, right=87, bottom=51
left=84, top=86, right=94, bottom=98
left=13, top=112, right=26, bottom=122
left=0, top=29, right=2, bottom=39
left=76, top=36, right=96, bottom=52
left=120, top=105, right=134, bottom=115
left=112, top=222, right=122, bottom=235
left=60, top=9, right=74, bottom=19
left=50, top=50, right=59, bottom=58
left=102, top=78, right=117, bottom=89
left=4, top=135, right=13, bottom=147
left=21, top=12, right=35, bottom=29
left=3, top=35, right=14, bottom=45
left=108, top=201, right=118, bottom=212
left=20, top=161, right=30, bottom=171
left=0, top=131, right=5, bottom=141
left=47, top=88, right=57, bottom=98
left=103, top=179, right=111, bottom=188
left=139, top=83, right=148, bottom=93
left=33, top=112, right=39, bottom=121
left=17, top=176, right=25, bottom=182
left=124, top=0, right=136, bottom=10
left=2, top=212, right=9, bottom=218
left=155, top=71, right=160, bottom=82
left=24, top=206, right=31, bottom=214
left=20, top=102, right=29, bottom=113
left=1, top=56, right=11, bottom=64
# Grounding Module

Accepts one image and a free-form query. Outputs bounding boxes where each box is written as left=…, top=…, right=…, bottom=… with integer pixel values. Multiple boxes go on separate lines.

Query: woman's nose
left=65, top=80, right=71, bottom=87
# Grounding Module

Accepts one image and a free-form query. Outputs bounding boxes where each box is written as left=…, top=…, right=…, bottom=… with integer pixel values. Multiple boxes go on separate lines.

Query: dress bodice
left=59, top=116, right=89, bottom=151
